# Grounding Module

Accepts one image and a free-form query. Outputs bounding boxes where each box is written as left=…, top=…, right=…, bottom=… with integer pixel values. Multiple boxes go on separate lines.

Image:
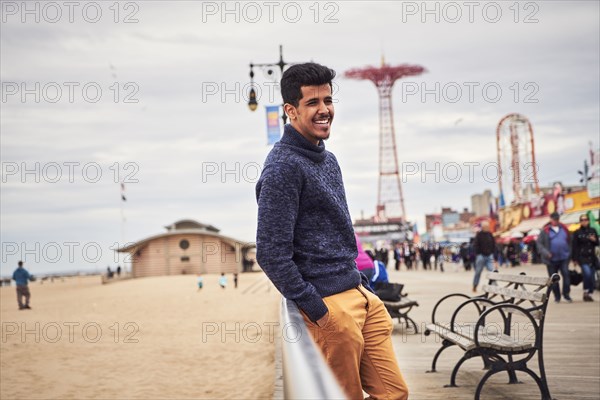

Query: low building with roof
left=117, top=219, right=256, bottom=278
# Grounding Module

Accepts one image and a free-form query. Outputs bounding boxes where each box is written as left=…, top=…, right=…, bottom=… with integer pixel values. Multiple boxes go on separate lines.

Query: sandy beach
left=3, top=264, right=599, bottom=400
left=1, top=273, right=279, bottom=399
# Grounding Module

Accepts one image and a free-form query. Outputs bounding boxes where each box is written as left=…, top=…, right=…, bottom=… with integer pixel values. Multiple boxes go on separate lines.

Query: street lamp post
left=247, top=45, right=292, bottom=126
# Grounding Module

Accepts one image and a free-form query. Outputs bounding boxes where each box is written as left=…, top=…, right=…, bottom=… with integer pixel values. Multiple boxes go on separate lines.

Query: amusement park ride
left=496, top=113, right=540, bottom=207
left=346, top=58, right=426, bottom=241
left=345, top=59, right=426, bottom=225
left=495, top=113, right=599, bottom=234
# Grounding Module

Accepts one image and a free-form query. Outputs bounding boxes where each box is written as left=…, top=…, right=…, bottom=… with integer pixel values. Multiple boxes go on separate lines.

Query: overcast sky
left=1, top=0, right=599, bottom=275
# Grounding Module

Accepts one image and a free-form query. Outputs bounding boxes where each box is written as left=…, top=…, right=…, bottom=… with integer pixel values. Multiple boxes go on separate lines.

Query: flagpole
left=120, top=193, right=124, bottom=244
left=120, top=182, right=126, bottom=273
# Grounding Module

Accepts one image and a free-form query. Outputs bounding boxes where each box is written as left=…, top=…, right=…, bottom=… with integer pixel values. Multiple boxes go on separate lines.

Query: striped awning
left=510, top=216, right=549, bottom=233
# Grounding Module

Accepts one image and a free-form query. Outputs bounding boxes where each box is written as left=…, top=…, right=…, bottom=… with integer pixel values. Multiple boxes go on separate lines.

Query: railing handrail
left=280, top=297, right=347, bottom=399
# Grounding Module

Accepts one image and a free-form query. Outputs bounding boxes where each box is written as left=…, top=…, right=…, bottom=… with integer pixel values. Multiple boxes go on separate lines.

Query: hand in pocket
left=316, top=311, right=330, bottom=328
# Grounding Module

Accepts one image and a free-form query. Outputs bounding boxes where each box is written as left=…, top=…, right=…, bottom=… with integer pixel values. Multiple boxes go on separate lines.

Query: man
left=571, top=213, right=598, bottom=301
left=506, top=239, right=520, bottom=267
left=403, top=242, right=412, bottom=270
left=393, top=243, right=402, bottom=271
left=472, top=220, right=496, bottom=292
left=422, top=243, right=431, bottom=270
left=460, top=242, right=471, bottom=271
left=379, top=246, right=389, bottom=267
left=256, top=63, right=408, bottom=399
left=218, top=273, right=227, bottom=289
left=537, top=212, right=572, bottom=303
left=12, top=261, right=33, bottom=310
left=196, top=274, right=204, bottom=291
left=433, top=243, right=442, bottom=271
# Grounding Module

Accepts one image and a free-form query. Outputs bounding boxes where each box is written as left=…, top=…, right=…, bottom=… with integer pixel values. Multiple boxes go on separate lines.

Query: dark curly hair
left=280, top=62, right=336, bottom=107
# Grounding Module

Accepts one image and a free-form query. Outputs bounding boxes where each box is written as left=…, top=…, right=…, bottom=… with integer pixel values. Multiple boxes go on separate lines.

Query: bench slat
left=425, top=324, right=476, bottom=351
left=382, top=298, right=418, bottom=309
left=485, top=273, right=550, bottom=286
left=426, top=323, right=533, bottom=352
left=482, top=285, right=547, bottom=302
left=506, top=308, right=544, bottom=320
left=478, top=334, right=533, bottom=352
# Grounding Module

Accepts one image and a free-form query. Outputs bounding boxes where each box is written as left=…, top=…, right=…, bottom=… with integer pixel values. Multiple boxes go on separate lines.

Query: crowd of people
left=358, top=212, right=599, bottom=302
left=362, top=240, right=473, bottom=275
left=368, top=237, right=541, bottom=274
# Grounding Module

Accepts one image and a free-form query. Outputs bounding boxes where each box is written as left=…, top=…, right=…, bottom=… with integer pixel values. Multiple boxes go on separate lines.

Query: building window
left=179, top=239, right=190, bottom=250
left=181, top=256, right=190, bottom=262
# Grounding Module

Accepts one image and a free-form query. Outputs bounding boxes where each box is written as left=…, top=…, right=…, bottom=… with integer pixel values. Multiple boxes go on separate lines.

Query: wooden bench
left=375, top=282, right=420, bottom=333
left=382, top=297, right=420, bottom=333
left=424, top=272, right=560, bottom=400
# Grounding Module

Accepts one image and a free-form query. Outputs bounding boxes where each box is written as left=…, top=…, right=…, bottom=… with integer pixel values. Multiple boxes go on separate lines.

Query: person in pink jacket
left=355, top=234, right=376, bottom=283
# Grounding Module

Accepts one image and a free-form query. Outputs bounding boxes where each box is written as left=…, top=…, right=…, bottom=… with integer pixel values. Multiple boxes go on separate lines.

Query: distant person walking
left=378, top=246, right=389, bottom=268
left=12, top=261, right=33, bottom=310
left=495, top=243, right=505, bottom=268
left=233, top=273, right=238, bottom=289
left=571, top=214, right=598, bottom=301
left=506, top=240, right=520, bottom=267
left=537, top=212, right=572, bottom=303
left=394, top=244, right=402, bottom=271
left=433, top=243, right=442, bottom=271
left=197, top=274, right=204, bottom=291
left=219, top=273, right=227, bottom=289
left=473, top=220, right=497, bottom=292
left=460, top=242, right=471, bottom=271
left=403, top=242, right=413, bottom=270
left=422, top=244, right=432, bottom=270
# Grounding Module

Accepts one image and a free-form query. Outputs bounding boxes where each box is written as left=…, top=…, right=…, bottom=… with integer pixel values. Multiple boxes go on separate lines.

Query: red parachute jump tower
left=345, top=59, right=426, bottom=222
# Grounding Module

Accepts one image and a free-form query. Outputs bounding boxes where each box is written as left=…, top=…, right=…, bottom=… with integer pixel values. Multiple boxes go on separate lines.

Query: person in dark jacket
left=421, top=244, right=431, bottom=270
left=537, top=212, right=572, bottom=303
left=407, top=244, right=416, bottom=270
left=530, top=240, right=540, bottom=264
left=506, top=240, right=520, bottom=267
left=572, top=214, right=599, bottom=301
left=393, top=244, right=402, bottom=271
left=472, top=220, right=496, bottom=292
left=12, top=261, right=33, bottom=310
left=379, top=246, right=389, bottom=267
left=460, top=243, right=471, bottom=270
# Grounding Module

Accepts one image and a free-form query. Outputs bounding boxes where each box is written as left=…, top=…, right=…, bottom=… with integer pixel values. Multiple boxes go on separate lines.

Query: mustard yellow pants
left=302, top=286, right=409, bottom=400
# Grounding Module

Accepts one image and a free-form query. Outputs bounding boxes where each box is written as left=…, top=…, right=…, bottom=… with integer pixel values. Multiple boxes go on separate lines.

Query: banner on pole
left=266, top=105, right=281, bottom=145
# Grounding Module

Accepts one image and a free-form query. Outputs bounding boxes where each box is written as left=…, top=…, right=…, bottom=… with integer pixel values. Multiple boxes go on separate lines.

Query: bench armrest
left=449, top=298, right=503, bottom=332
left=431, top=293, right=471, bottom=325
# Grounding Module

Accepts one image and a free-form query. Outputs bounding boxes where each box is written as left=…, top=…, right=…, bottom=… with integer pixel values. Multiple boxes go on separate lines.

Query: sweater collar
left=279, top=124, right=326, bottom=163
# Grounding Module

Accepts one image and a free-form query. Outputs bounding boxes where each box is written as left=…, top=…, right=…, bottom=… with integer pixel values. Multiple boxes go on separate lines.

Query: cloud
left=1, top=0, right=598, bottom=275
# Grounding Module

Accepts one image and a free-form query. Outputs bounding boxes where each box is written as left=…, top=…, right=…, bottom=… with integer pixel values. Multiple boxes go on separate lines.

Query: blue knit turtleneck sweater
left=256, top=124, right=364, bottom=322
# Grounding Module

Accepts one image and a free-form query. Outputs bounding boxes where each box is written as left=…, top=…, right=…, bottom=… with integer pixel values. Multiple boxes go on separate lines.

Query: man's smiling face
left=285, top=83, right=334, bottom=145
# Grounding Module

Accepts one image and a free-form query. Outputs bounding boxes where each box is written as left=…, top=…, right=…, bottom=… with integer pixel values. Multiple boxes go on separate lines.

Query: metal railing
left=279, top=297, right=346, bottom=399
